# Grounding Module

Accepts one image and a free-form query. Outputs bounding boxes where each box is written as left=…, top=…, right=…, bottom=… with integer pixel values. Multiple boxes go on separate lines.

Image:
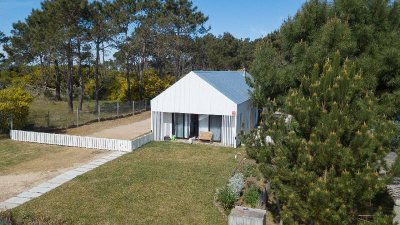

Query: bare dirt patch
left=0, top=147, right=108, bottom=202
left=65, top=111, right=150, bottom=137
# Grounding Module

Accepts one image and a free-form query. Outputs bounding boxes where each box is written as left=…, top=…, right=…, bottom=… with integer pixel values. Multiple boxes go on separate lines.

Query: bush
left=216, top=185, right=237, bottom=211
left=228, top=173, right=245, bottom=198
left=0, top=87, right=33, bottom=132
left=243, top=164, right=259, bottom=178
left=244, top=185, right=260, bottom=208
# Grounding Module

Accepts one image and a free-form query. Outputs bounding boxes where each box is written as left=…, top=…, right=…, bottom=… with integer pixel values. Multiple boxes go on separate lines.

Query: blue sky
left=0, top=0, right=305, bottom=40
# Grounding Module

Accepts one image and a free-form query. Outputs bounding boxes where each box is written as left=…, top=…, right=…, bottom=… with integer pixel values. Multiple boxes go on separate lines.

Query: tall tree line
left=1, top=0, right=255, bottom=112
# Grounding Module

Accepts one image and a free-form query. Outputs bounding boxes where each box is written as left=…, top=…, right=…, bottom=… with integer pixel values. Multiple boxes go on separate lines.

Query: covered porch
left=152, top=112, right=237, bottom=147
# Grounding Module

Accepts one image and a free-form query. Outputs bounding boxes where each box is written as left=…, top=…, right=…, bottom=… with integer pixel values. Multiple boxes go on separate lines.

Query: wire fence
left=26, top=100, right=150, bottom=130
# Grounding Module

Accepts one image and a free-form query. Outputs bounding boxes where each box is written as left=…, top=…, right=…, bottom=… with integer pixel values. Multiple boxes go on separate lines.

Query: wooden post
left=98, top=104, right=101, bottom=122
left=117, top=101, right=119, bottom=116
left=132, top=101, right=135, bottom=115
left=144, top=100, right=147, bottom=112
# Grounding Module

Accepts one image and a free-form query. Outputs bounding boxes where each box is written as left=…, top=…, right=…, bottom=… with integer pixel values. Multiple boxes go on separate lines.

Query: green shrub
left=216, top=185, right=237, bottom=211
left=243, top=164, right=259, bottom=178
left=244, top=185, right=260, bottom=208
left=0, top=87, right=33, bottom=132
left=228, top=173, right=244, bottom=198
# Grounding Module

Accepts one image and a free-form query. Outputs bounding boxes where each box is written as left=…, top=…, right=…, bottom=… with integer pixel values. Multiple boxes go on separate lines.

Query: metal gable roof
left=193, top=71, right=252, bottom=104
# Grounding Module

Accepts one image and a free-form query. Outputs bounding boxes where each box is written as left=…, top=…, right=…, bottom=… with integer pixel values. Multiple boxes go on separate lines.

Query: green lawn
left=2, top=142, right=237, bottom=225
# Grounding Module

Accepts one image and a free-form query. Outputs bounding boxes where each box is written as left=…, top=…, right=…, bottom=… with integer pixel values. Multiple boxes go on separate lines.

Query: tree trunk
left=94, top=41, right=100, bottom=112
left=66, top=40, right=74, bottom=113
left=39, top=55, right=47, bottom=88
left=138, top=40, right=146, bottom=100
left=126, top=55, right=132, bottom=104
left=102, top=42, right=106, bottom=77
left=54, top=59, right=61, bottom=101
left=77, top=40, right=84, bottom=111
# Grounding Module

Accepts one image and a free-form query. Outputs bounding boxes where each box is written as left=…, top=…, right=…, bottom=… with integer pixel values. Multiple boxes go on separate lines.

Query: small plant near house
left=216, top=173, right=245, bottom=212
left=244, top=184, right=261, bottom=208
left=216, top=185, right=237, bottom=211
left=228, top=173, right=245, bottom=198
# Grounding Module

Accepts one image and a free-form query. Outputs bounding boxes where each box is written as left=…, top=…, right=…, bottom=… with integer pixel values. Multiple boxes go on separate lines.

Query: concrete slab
left=47, top=176, right=70, bottom=184
left=36, top=182, right=61, bottom=189
left=17, top=191, right=41, bottom=199
left=5, top=196, right=30, bottom=205
left=87, top=161, right=104, bottom=166
left=64, top=170, right=85, bottom=177
left=82, top=163, right=100, bottom=169
left=0, top=202, right=19, bottom=211
left=28, top=186, right=52, bottom=194
left=74, top=167, right=93, bottom=173
left=56, top=173, right=77, bottom=180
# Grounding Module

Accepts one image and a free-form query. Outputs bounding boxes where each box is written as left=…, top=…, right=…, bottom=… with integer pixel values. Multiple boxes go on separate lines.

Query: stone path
left=0, top=151, right=127, bottom=212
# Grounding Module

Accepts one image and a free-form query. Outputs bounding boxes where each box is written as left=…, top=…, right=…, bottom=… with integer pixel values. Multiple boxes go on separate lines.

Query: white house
left=150, top=71, right=258, bottom=148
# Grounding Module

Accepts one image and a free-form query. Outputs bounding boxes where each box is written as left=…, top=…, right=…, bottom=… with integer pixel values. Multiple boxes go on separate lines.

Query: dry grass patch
left=0, top=136, right=107, bottom=202
left=3, top=142, right=237, bottom=225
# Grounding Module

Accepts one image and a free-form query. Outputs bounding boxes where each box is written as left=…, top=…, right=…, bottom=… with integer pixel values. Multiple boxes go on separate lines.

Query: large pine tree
left=245, top=53, right=396, bottom=224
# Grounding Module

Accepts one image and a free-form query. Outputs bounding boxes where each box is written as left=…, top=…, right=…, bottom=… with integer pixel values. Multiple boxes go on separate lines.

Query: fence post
left=98, top=104, right=101, bottom=122
left=132, top=101, right=135, bottom=115
left=144, top=100, right=147, bottom=112
left=117, top=101, right=119, bottom=117
left=76, top=107, right=79, bottom=127
left=10, top=117, right=13, bottom=131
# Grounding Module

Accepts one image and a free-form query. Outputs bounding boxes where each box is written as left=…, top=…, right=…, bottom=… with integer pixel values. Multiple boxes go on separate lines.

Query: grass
left=0, top=135, right=104, bottom=175
left=2, top=142, right=238, bottom=225
left=0, top=135, right=64, bottom=173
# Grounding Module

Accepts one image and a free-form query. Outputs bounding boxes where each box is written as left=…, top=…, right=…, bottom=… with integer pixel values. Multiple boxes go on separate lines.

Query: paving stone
left=0, top=202, right=19, bottom=211
left=47, top=176, right=70, bottom=184
left=36, top=182, right=61, bottom=189
left=87, top=161, right=104, bottom=166
left=74, top=167, right=93, bottom=173
left=5, top=197, right=30, bottom=205
left=64, top=170, right=85, bottom=177
left=56, top=173, right=77, bottom=180
left=80, top=164, right=99, bottom=169
left=17, top=191, right=41, bottom=199
left=28, top=186, right=52, bottom=194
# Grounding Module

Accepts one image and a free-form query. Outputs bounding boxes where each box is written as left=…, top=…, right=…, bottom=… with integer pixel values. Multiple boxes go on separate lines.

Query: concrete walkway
left=0, top=151, right=127, bottom=212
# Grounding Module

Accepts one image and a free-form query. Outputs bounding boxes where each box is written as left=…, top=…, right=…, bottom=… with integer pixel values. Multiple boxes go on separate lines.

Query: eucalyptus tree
left=110, top=0, right=139, bottom=104
left=160, top=0, right=209, bottom=79
left=43, top=0, right=90, bottom=112
left=88, top=0, right=115, bottom=110
left=0, top=31, right=8, bottom=63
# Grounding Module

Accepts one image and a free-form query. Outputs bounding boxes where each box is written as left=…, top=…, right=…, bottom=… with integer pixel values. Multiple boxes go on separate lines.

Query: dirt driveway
left=0, top=147, right=107, bottom=202
left=66, top=111, right=151, bottom=140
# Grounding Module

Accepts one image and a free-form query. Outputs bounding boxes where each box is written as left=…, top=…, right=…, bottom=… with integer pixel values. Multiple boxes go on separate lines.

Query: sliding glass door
left=209, top=115, right=222, bottom=142
left=174, top=113, right=185, bottom=138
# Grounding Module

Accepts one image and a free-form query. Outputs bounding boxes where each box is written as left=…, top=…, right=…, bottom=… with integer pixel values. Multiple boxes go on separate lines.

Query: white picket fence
left=10, top=130, right=153, bottom=152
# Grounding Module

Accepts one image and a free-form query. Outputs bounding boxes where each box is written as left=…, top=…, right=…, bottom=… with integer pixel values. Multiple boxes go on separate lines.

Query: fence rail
left=10, top=130, right=153, bottom=152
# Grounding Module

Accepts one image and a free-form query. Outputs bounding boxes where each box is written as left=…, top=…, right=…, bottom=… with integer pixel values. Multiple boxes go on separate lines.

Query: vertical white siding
left=163, top=112, right=172, bottom=137
left=222, top=115, right=237, bottom=148
left=152, top=111, right=163, bottom=141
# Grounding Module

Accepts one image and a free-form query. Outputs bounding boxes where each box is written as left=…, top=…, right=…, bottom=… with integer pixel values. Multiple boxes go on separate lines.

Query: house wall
left=151, top=72, right=237, bottom=116
left=236, top=100, right=258, bottom=146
